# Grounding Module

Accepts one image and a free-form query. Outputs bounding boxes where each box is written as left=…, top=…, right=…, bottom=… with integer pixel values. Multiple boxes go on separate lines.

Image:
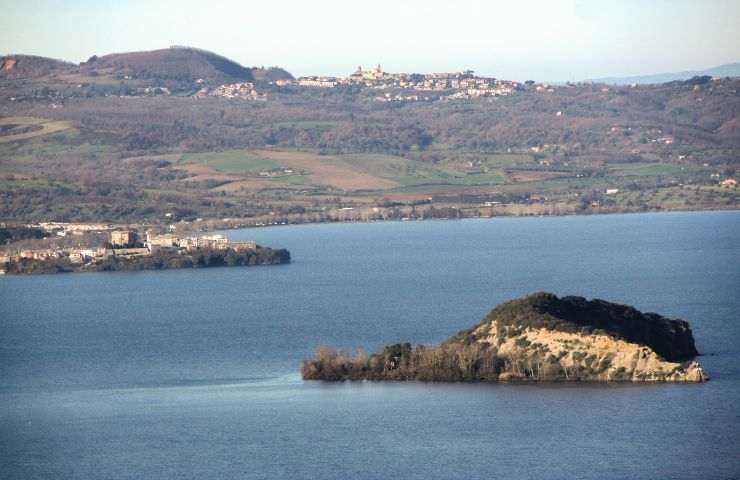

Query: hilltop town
left=291, top=65, right=522, bottom=102
left=24, top=62, right=530, bottom=103
left=158, top=64, right=527, bottom=103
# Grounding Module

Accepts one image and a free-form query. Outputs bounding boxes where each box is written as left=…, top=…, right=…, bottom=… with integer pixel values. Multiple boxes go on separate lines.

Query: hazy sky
left=3, top=0, right=740, bottom=81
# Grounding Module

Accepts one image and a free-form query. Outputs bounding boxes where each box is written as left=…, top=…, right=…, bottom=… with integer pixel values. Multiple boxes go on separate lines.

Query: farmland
left=0, top=120, right=734, bottom=224
left=0, top=117, right=74, bottom=143
left=180, top=150, right=279, bottom=175
left=0, top=68, right=737, bottom=224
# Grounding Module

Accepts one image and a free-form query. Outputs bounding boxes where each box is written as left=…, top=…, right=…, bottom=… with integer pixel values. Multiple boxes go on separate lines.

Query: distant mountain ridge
left=589, top=62, right=740, bottom=85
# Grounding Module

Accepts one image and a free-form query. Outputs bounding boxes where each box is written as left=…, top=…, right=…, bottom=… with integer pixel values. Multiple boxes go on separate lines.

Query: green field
left=614, top=185, right=739, bottom=209
left=338, top=153, right=506, bottom=190
left=181, top=150, right=280, bottom=174
left=0, top=140, right=111, bottom=164
left=0, top=117, right=74, bottom=143
left=266, top=174, right=313, bottom=185
left=495, top=176, right=607, bottom=193
left=338, top=153, right=446, bottom=185
left=609, top=163, right=705, bottom=177
left=478, top=153, right=534, bottom=168
left=0, top=178, right=57, bottom=189
left=392, top=171, right=507, bottom=189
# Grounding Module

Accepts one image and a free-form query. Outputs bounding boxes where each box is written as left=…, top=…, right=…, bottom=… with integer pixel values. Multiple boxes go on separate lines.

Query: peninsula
left=302, top=292, right=707, bottom=383
left=0, top=226, right=289, bottom=274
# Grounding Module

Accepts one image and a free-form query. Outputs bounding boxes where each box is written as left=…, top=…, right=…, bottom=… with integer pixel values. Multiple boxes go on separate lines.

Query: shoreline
left=1, top=208, right=736, bottom=269
left=207, top=205, right=739, bottom=235
left=1, top=246, right=290, bottom=276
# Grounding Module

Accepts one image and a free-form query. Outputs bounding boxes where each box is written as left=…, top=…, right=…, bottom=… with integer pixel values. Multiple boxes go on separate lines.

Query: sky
left=3, top=0, right=740, bottom=81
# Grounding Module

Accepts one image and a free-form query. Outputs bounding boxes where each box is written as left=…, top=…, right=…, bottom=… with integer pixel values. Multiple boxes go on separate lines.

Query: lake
left=1, top=211, right=739, bottom=479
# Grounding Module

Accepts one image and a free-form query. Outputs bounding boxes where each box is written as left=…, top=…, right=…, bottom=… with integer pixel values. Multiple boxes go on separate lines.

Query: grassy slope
left=0, top=117, right=74, bottom=144
left=338, top=153, right=508, bottom=190
left=181, top=150, right=280, bottom=174
left=609, top=163, right=706, bottom=177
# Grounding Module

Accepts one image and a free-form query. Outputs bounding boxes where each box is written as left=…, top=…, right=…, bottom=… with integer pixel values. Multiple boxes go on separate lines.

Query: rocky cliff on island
left=302, top=292, right=707, bottom=383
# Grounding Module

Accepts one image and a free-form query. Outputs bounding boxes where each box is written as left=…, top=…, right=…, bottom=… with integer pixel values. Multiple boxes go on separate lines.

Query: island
left=302, top=292, right=707, bottom=383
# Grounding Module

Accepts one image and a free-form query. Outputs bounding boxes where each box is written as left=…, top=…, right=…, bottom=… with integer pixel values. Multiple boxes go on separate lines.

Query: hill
left=251, top=66, right=294, bottom=82
left=454, top=292, right=698, bottom=361
left=302, top=293, right=707, bottom=383
left=0, top=54, right=73, bottom=78
left=0, top=47, right=295, bottom=96
left=589, top=62, right=740, bottom=85
left=80, top=46, right=255, bottom=85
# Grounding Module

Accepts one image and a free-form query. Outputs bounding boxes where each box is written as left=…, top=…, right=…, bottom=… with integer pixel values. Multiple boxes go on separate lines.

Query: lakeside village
left=195, top=65, right=531, bottom=103
left=0, top=223, right=258, bottom=275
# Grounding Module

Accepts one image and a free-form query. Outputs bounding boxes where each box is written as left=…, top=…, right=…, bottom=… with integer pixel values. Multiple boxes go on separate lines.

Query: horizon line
left=2, top=46, right=739, bottom=84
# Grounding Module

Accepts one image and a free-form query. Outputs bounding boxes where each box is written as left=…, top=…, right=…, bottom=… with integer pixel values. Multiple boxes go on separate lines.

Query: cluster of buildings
left=0, top=245, right=110, bottom=269
left=0, top=229, right=256, bottom=273
left=195, top=81, right=266, bottom=101
left=439, top=82, right=516, bottom=100
left=137, top=86, right=172, bottom=96
left=286, top=65, right=523, bottom=102
left=183, top=64, right=554, bottom=104
left=374, top=93, right=425, bottom=103
left=36, top=222, right=114, bottom=237
left=296, top=77, right=341, bottom=88
left=139, top=231, right=256, bottom=252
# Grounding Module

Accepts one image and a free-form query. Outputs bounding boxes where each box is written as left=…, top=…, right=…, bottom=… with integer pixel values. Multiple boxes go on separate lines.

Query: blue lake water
left=1, top=211, right=739, bottom=479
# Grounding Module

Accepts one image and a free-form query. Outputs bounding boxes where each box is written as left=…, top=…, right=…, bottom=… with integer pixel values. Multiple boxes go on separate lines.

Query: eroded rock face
left=469, top=292, right=700, bottom=362
left=475, top=321, right=707, bottom=382
left=1, top=58, right=17, bottom=72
